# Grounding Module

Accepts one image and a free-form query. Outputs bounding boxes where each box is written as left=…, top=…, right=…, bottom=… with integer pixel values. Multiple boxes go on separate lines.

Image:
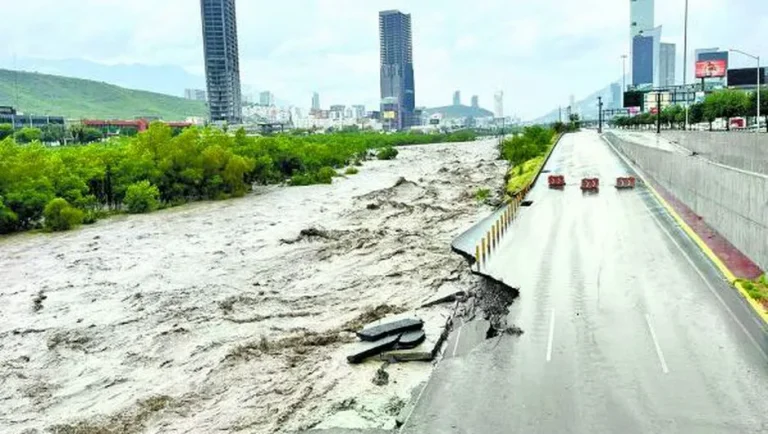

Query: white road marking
left=647, top=210, right=768, bottom=361
left=546, top=309, right=555, bottom=362
left=604, top=134, right=768, bottom=362
left=645, top=314, right=670, bottom=374
left=452, top=323, right=463, bottom=358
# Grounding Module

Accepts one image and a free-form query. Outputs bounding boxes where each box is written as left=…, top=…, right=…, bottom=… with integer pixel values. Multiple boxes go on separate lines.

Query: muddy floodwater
left=0, top=139, right=505, bottom=433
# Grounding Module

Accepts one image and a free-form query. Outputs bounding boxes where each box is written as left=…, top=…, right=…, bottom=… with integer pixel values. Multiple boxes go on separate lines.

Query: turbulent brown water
left=0, top=139, right=505, bottom=433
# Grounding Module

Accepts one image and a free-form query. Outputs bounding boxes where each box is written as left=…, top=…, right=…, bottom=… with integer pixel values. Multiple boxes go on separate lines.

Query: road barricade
left=548, top=175, right=566, bottom=188
left=580, top=178, right=599, bottom=191
left=615, top=176, right=636, bottom=189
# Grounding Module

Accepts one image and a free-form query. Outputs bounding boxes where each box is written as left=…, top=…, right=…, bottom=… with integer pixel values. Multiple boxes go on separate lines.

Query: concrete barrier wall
left=661, top=131, right=768, bottom=175
left=606, top=132, right=768, bottom=271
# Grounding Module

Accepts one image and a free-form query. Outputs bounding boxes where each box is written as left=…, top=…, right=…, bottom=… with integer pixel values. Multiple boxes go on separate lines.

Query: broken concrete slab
left=356, top=318, right=423, bottom=342
left=396, top=331, right=426, bottom=349
left=347, top=335, right=400, bottom=364
left=420, top=289, right=467, bottom=308
left=379, top=313, right=444, bottom=363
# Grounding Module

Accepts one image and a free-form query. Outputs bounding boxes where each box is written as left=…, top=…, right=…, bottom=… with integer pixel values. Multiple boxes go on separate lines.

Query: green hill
left=0, top=69, right=207, bottom=121
left=424, top=104, right=494, bottom=119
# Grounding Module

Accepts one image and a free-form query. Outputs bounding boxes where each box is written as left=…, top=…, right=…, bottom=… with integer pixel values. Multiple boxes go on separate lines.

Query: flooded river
left=0, top=139, right=505, bottom=433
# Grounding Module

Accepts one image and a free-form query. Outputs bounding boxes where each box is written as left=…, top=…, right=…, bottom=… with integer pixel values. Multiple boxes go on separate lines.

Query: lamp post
left=730, top=49, right=761, bottom=133
left=598, top=96, right=603, bottom=134
left=683, top=0, right=690, bottom=130
left=621, top=54, right=628, bottom=107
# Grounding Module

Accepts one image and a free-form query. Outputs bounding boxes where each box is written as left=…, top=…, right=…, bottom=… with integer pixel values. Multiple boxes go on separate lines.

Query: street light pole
left=683, top=0, right=690, bottom=130
left=730, top=48, right=761, bottom=133
left=598, top=96, right=603, bottom=134
left=758, top=55, right=761, bottom=133
left=621, top=55, right=627, bottom=107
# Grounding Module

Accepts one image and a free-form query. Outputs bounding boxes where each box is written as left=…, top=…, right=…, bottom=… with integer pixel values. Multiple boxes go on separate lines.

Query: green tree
left=377, top=146, right=399, bottom=160
left=4, top=180, right=55, bottom=229
left=0, top=197, right=19, bottom=234
left=747, top=87, right=768, bottom=132
left=0, top=124, right=13, bottom=140
left=43, top=198, right=84, bottom=231
left=704, top=89, right=749, bottom=130
left=689, top=102, right=704, bottom=125
left=124, top=180, right=160, bottom=213
left=41, top=124, right=67, bottom=143
left=70, top=125, right=104, bottom=143
left=15, top=127, right=42, bottom=144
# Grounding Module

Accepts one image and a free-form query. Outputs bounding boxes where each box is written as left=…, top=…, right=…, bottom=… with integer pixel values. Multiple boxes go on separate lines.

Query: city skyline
left=1, top=0, right=767, bottom=118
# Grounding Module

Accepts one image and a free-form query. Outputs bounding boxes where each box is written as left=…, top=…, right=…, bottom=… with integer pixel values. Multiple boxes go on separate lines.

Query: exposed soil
left=0, top=139, right=506, bottom=433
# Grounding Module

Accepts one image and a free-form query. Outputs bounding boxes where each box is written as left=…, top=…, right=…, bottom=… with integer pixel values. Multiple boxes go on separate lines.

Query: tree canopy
left=0, top=125, right=477, bottom=234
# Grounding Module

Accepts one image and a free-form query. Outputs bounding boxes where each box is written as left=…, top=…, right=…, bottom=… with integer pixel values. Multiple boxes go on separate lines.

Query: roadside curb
left=602, top=134, right=768, bottom=325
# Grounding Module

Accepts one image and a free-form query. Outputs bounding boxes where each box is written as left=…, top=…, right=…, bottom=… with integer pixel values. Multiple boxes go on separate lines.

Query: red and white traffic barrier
left=615, top=176, right=636, bottom=189
left=580, top=178, right=599, bottom=191
left=548, top=175, right=566, bottom=188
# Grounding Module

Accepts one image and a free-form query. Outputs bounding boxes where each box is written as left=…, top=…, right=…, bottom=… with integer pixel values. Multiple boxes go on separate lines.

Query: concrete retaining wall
left=606, top=132, right=768, bottom=271
left=661, top=131, right=768, bottom=175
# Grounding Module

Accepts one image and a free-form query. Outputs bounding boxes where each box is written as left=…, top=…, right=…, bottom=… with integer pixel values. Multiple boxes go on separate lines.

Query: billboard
left=696, top=60, right=727, bottom=78
left=728, top=67, right=767, bottom=87
left=624, top=91, right=644, bottom=108
left=383, top=111, right=396, bottom=119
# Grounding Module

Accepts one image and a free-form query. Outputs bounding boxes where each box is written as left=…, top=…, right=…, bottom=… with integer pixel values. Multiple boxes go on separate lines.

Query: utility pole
left=683, top=0, right=690, bottom=130
left=656, top=92, right=662, bottom=134
left=597, top=97, right=603, bottom=134
left=621, top=55, right=627, bottom=107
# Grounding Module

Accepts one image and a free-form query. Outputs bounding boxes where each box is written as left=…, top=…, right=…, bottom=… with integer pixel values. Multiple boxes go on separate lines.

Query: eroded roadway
left=402, top=131, right=768, bottom=434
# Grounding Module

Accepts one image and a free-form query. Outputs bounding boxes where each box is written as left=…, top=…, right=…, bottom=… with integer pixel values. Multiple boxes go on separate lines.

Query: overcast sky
left=1, top=0, right=767, bottom=118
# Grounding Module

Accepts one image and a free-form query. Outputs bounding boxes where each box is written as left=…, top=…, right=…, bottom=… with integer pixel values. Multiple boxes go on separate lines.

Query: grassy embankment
left=0, top=126, right=476, bottom=235
left=736, top=275, right=768, bottom=310
left=500, top=126, right=558, bottom=198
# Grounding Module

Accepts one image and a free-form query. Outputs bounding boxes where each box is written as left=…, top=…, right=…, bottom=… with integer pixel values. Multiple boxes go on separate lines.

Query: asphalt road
left=401, top=131, right=768, bottom=434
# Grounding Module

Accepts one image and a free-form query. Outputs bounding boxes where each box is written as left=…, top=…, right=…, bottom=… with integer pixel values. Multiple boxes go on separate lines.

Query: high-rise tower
left=200, top=0, right=242, bottom=123
left=379, top=10, right=415, bottom=130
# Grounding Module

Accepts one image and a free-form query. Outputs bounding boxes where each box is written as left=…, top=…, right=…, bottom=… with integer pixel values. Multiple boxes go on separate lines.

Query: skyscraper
left=630, top=0, right=654, bottom=39
left=632, top=26, right=661, bottom=87
left=629, top=0, right=656, bottom=87
left=259, top=91, right=274, bottom=106
left=311, top=92, right=320, bottom=111
left=200, top=0, right=242, bottom=123
left=659, top=43, right=676, bottom=87
left=453, top=91, right=461, bottom=106
left=494, top=91, right=504, bottom=118
left=471, top=95, right=479, bottom=108
left=379, top=10, right=415, bottom=130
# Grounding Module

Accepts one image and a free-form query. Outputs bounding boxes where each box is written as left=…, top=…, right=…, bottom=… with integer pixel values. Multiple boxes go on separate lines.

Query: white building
left=184, top=88, right=207, bottom=102
left=494, top=91, right=504, bottom=118
left=659, top=42, right=676, bottom=87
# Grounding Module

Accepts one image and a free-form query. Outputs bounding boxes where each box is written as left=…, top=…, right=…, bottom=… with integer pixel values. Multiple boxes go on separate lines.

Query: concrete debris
left=371, top=363, right=390, bottom=386
left=356, top=318, right=423, bottom=342
left=396, top=331, right=426, bottom=349
left=420, top=289, right=467, bottom=308
left=347, top=335, right=400, bottom=364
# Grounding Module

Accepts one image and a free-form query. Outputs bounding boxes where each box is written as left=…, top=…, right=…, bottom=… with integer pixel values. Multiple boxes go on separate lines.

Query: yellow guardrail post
left=475, top=244, right=481, bottom=271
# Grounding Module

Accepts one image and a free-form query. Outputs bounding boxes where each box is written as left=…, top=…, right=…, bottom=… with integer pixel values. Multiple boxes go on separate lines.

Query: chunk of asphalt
left=396, top=330, right=426, bottom=349
left=346, top=334, right=400, bottom=364
left=356, top=318, right=423, bottom=342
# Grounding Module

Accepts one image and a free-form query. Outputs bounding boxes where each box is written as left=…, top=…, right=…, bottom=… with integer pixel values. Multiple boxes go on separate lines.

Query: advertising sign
left=383, top=111, right=396, bottom=119
left=727, top=67, right=767, bottom=87
left=695, top=60, right=727, bottom=78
